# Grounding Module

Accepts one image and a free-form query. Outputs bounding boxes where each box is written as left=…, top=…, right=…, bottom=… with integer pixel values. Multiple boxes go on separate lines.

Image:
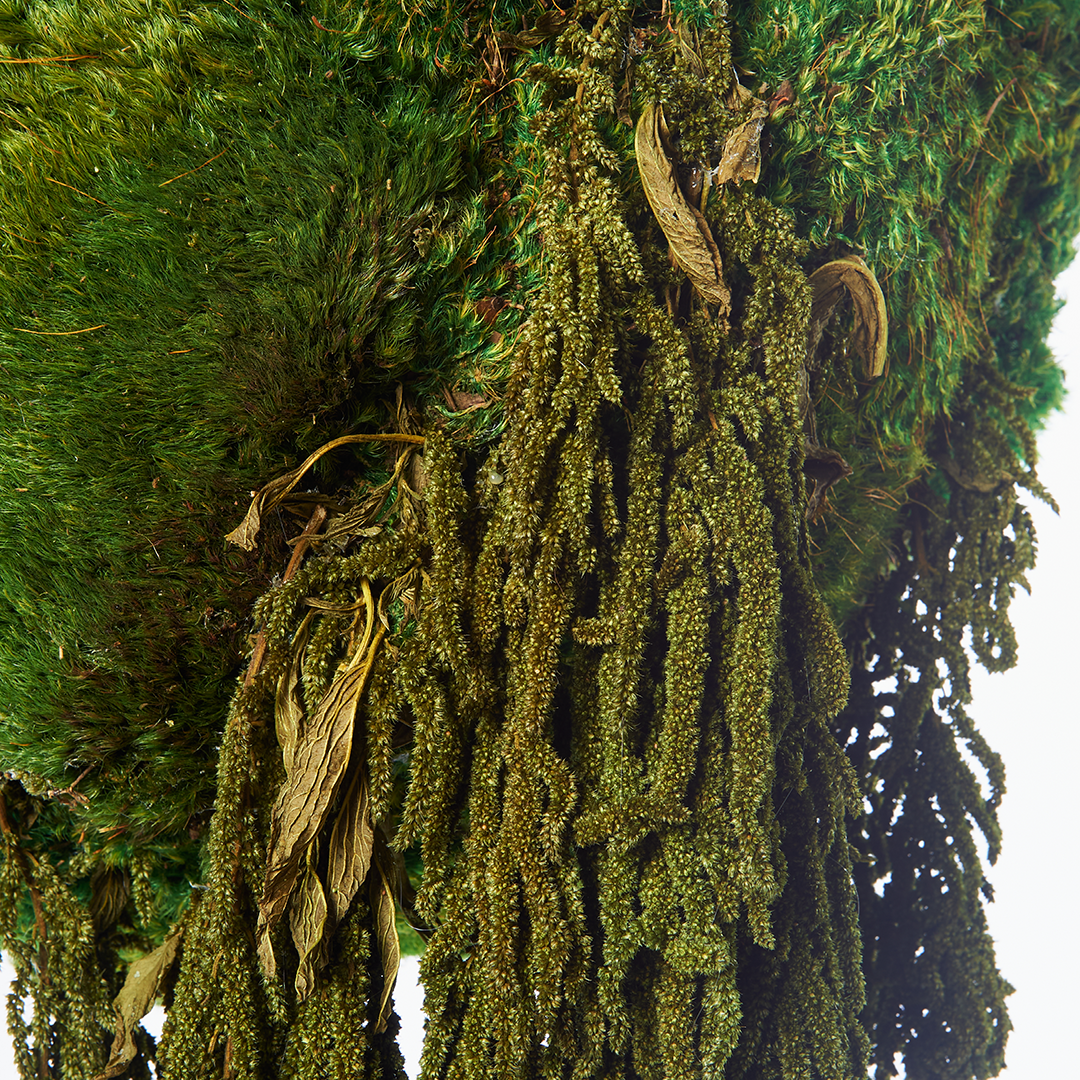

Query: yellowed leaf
left=257, top=622, right=386, bottom=980
left=290, top=861, right=329, bottom=1002
left=808, top=255, right=889, bottom=377
left=636, top=102, right=731, bottom=312
left=370, top=839, right=401, bottom=1034
left=327, top=766, right=375, bottom=928
left=94, top=925, right=183, bottom=1080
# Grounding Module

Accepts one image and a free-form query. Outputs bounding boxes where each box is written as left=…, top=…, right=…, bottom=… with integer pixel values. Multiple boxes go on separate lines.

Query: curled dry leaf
left=714, top=83, right=769, bottom=186
left=495, top=9, right=570, bottom=51
left=636, top=101, right=731, bottom=313
left=808, top=255, right=889, bottom=377
left=94, top=925, right=183, bottom=1080
left=327, top=765, right=375, bottom=927
left=257, top=620, right=387, bottom=980
left=441, top=386, right=492, bottom=413
left=803, top=442, right=854, bottom=521
left=290, top=862, right=329, bottom=1001
left=768, top=78, right=796, bottom=116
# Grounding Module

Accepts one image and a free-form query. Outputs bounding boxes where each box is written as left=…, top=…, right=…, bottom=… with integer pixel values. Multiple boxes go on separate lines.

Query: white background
left=2, top=261, right=1077, bottom=1078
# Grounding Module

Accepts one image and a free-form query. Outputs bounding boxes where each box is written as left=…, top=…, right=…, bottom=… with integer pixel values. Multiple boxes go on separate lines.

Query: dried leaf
left=768, top=78, right=796, bottom=116
left=473, top=296, right=506, bottom=327
left=275, top=610, right=314, bottom=777
left=370, top=838, right=401, bottom=1034
left=674, top=18, right=705, bottom=78
left=441, top=386, right=492, bottom=413
left=808, top=255, right=889, bottom=377
left=496, top=10, right=570, bottom=50
left=94, top=925, right=183, bottom=1080
left=803, top=443, right=854, bottom=520
left=226, top=433, right=424, bottom=550
left=257, top=623, right=386, bottom=979
left=636, top=102, right=731, bottom=312
left=327, top=766, right=374, bottom=927
left=715, top=84, right=768, bottom=186
left=290, top=862, right=329, bottom=1001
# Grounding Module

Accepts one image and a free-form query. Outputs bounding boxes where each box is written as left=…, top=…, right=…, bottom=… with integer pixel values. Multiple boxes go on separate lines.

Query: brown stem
left=242, top=505, right=328, bottom=689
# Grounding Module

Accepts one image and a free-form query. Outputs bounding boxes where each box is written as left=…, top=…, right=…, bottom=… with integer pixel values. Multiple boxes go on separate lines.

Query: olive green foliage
left=1, top=0, right=1078, bottom=1078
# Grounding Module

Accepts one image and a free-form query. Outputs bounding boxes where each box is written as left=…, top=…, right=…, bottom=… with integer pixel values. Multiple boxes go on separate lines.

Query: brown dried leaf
left=370, top=839, right=401, bottom=1034
left=441, top=387, right=492, bottom=413
left=803, top=442, right=854, bottom=521
left=636, top=102, right=731, bottom=312
left=226, top=433, right=424, bottom=550
left=715, top=84, right=768, bottom=185
left=327, top=766, right=374, bottom=927
left=257, top=624, right=386, bottom=980
left=768, top=78, right=796, bottom=116
left=290, top=862, right=329, bottom=1002
left=473, top=296, right=507, bottom=327
left=495, top=10, right=570, bottom=51
left=275, top=611, right=315, bottom=777
left=94, top=925, right=183, bottom=1080
left=808, top=255, right=888, bottom=377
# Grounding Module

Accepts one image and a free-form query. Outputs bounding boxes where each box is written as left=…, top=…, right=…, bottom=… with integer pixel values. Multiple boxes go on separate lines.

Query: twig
left=984, top=79, right=1014, bottom=127
left=45, top=176, right=113, bottom=207
left=158, top=147, right=229, bottom=188
left=219, top=0, right=264, bottom=26
left=1016, top=81, right=1044, bottom=144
